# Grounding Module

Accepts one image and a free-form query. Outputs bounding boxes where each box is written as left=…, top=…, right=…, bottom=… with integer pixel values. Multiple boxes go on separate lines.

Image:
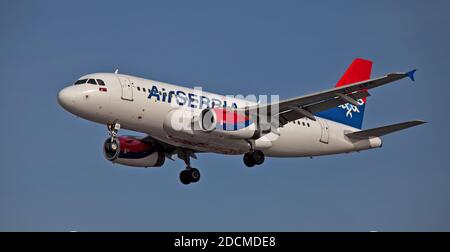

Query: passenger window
left=307, top=123, right=310, bottom=127
left=74, top=79, right=87, bottom=85
left=302, top=122, right=306, bottom=126
left=143, top=87, right=146, bottom=92
left=137, top=87, right=141, bottom=91
left=87, top=79, right=97, bottom=85
left=97, top=79, right=105, bottom=86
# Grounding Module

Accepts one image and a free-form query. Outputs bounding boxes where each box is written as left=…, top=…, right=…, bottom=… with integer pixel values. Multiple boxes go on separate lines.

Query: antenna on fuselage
left=114, top=69, right=119, bottom=74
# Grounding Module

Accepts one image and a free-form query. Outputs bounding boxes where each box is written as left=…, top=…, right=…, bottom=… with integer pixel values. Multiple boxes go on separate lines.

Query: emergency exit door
left=318, top=119, right=329, bottom=144
left=118, top=76, right=133, bottom=101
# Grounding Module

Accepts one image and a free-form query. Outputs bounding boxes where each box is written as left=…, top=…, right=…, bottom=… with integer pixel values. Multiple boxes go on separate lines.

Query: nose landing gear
left=107, top=122, right=121, bottom=142
left=104, top=122, right=121, bottom=160
left=243, top=150, right=265, bottom=167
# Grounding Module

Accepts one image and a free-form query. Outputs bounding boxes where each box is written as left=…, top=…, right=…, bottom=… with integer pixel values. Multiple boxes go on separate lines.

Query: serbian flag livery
left=315, top=58, right=372, bottom=129
left=213, top=107, right=252, bottom=131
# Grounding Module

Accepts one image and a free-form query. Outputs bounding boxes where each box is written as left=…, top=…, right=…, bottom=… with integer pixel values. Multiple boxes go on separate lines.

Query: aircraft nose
left=57, top=87, right=76, bottom=111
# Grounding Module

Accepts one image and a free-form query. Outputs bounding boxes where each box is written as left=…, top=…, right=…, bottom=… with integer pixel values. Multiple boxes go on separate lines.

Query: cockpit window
left=87, top=79, right=97, bottom=85
left=97, top=79, right=105, bottom=86
left=74, top=79, right=88, bottom=85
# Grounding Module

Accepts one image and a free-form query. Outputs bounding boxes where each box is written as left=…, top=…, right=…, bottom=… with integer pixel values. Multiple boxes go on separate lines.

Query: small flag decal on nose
left=99, top=87, right=107, bottom=92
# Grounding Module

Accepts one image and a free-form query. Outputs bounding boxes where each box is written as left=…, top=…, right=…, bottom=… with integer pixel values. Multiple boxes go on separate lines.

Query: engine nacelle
left=201, top=108, right=258, bottom=139
left=163, top=108, right=258, bottom=140
left=163, top=109, right=203, bottom=136
left=199, top=108, right=217, bottom=132
left=103, top=136, right=165, bottom=167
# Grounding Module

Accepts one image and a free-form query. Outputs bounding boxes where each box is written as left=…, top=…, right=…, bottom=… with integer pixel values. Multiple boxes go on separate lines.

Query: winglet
left=406, top=69, right=416, bottom=82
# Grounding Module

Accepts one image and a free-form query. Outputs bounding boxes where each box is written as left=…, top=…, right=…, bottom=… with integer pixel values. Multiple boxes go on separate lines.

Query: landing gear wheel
left=243, top=151, right=265, bottom=167
left=108, top=140, right=118, bottom=151
left=180, top=170, right=191, bottom=185
left=252, top=150, right=265, bottom=165
left=179, top=168, right=201, bottom=185
left=178, top=149, right=202, bottom=185
left=189, top=168, right=201, bottom=183
left=243, top=153, right=256, bottom=167
left=104, top=138, right=120, bottom=160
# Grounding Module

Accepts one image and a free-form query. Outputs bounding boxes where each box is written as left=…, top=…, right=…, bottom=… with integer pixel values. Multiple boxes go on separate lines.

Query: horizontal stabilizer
left=346, top=120, right=426, bottom=139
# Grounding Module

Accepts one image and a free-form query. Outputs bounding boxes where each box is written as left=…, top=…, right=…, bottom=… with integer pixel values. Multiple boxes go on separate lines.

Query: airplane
left=57, top=58, right=425, bottom=185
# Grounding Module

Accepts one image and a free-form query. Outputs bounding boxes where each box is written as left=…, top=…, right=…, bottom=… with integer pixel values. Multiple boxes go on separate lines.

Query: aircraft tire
left=189, top=168, right=201, bottom=183
left=252, top=150, right=265, bottom=165
left=180, top=170, right=191, bottom=185
left=243, top=153, right=256, bottom=167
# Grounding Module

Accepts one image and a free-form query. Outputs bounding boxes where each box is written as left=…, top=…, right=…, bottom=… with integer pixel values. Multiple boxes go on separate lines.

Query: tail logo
left=338, top=99, right=365, bottom=118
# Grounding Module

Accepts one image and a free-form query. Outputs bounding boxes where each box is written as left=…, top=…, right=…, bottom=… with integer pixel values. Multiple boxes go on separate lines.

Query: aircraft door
left=318, top=119, right=329, bottom=144
left=118, top=76, right=133, bottom=101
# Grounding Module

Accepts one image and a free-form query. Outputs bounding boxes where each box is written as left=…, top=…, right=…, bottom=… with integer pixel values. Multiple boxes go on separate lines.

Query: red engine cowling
left=103, top=136, right=165, bottom=167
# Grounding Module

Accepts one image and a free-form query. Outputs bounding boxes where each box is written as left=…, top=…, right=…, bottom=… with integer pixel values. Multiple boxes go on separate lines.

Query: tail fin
left=316, top=58, right=372, bottom=129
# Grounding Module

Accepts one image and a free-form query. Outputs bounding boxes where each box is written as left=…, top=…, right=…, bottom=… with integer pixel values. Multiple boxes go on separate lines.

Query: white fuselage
left=57, top=73, right=381, bottom=157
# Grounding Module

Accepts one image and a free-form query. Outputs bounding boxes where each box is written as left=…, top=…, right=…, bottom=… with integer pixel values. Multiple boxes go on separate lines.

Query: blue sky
left=1, top=0, right=449, bottom=231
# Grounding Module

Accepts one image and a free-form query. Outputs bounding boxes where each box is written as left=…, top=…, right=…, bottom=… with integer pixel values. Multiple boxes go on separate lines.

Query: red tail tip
left=336, top=58, right=373, bottom=87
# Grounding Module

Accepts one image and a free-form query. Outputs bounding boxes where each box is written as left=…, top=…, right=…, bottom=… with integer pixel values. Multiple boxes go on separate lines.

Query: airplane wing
left=345, top=120, right=426, bottom=139
left=142, top=135, right=177, bottom=153
left=249, top=70, right=416, bottom=125
left=141, top=135, right=203, bottom=160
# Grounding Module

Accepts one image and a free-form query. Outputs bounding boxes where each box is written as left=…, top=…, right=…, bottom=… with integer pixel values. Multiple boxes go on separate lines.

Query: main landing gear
left=179, top=168, right=200, bottom=185
left=243, top=150, right=265, bottom=167
left=178, top=149, right=201, bottom=185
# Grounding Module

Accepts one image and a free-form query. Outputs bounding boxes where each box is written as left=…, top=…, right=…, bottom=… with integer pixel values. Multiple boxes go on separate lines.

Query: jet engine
left=199, top=108, right=258, bottom=139
left=103, top=136, right=165, bottom=167
left=163, top=108, right=258, bottom=140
